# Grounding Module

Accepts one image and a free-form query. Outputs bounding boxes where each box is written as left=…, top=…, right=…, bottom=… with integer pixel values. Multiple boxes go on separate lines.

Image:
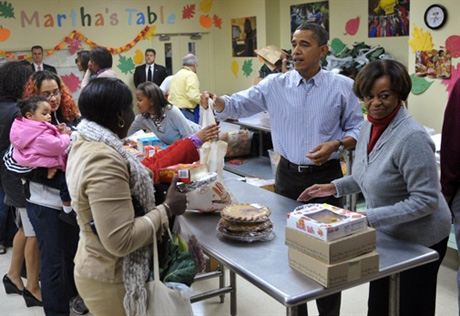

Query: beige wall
left=3, top=0, right=458, bottom=131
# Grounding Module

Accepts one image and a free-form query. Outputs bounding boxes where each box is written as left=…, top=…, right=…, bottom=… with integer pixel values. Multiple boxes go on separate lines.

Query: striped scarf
left=77, top=119, right=155, bottom=316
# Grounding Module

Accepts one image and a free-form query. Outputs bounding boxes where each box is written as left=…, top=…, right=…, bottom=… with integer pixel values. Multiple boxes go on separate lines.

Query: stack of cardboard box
left=285, top=203, right=379, bottom=288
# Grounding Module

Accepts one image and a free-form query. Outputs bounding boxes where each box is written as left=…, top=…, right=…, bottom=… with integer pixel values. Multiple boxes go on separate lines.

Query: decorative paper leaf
left=242, top=59, right=253, bottom=77
left=0, top=1, right=15, bottom=18
left=446, top=35, right=460, bottom=58
left=410, top=73, right=433, bottom=95
left=0, top=26, right=10, bottom=42
left=199, top=0, right=213, bottom=13
left=117, top=55, right=135, bottom=74
left=167, top=14, right=176, bottom=24
left=199, top=15, right=212, bottom=28
left=409, top=25, right=433, bottom=54
left=61, top=73, right=81, bottom=93
left=330, top=38, right=346, bottom=54
left=344, top=16, right=359, bottom=36
left=442, top=63, right=460, bottom=96
left=182, top=4, right=195, bottom=19
left=68, top=38, right=82, bottom=55
left=231, top=60, right=238, bottom=78
left=143, top=25, right=156, bottom=39
left=133, top=49, right=144, bottom=64
left=213, top=14, right=222, bottom=29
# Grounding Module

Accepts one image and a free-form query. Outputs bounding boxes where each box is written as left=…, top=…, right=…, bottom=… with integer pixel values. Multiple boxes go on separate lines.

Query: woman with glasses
left=128, top=81, right=201, bottom=145
left=297, top=60, right=451, bottom=316
left=22, top=70, right=89, bottom=315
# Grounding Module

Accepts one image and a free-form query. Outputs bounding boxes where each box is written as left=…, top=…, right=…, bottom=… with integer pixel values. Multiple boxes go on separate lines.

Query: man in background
left=168, top=54, right=201, bottom=123
left=133, top=48, right=167, bottom=88
left=31, top=45, right=57, bottom=74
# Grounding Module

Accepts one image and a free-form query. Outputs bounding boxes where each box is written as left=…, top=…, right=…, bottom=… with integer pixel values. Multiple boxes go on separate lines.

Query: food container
left=268, top=149, right=280, bottom=176
left=286, top=203, right=367, bottom=241
left=158, top=164, right=208, bottom=183
left=219, top=130, right=253, bottom=157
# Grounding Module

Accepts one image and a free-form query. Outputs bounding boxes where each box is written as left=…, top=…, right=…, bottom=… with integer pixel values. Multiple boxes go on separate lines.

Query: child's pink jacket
left=9, top=117, right=70, bottom=170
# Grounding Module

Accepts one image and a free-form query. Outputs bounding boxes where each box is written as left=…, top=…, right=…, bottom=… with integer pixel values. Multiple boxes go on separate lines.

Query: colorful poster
left=231, top=17, right=257, bottom=57
left=368, top=0, right=410, bottom=38
left=290, top=1, right=329, bottom=38
left=415, top=49, right=451, bottom=79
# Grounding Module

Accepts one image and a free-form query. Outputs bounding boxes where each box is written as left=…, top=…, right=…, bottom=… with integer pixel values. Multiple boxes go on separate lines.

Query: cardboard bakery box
left=285, top=226, right=376, bottom=264
left=158, top=164, right=208, bottom=183
left=287, top=203, right=367, bottom=241
left=288, top=248, right=379, bottom=288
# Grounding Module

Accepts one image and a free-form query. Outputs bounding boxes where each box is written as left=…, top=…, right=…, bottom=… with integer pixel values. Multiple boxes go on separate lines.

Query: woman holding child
left=22, top=70, right=87, bottom=315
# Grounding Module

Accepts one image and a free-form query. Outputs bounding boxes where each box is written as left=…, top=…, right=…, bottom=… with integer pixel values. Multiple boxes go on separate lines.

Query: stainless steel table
left=181, top=178, right=439, bottom=316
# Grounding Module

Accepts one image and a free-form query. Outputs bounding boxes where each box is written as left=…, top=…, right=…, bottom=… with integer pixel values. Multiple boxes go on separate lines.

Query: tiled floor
left=0, top=247, right=458, bottom=316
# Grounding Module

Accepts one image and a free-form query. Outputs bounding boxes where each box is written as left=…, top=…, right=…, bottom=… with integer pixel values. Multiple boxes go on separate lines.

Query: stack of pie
left=217, top=203, right=273, bottom=241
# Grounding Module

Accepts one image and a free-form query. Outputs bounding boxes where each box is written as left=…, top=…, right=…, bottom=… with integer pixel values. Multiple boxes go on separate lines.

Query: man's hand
left=306, top=141, right=338, bottom=165
left=200, top=91, right=215, bottom=110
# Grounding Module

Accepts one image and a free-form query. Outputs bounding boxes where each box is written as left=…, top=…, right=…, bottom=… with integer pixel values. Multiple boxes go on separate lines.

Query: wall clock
left=424, top=4, right=448, bottom=30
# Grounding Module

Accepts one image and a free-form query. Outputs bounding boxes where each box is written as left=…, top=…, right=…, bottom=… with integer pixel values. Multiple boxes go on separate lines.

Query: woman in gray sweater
left=298, top=60, right=451, bottom=316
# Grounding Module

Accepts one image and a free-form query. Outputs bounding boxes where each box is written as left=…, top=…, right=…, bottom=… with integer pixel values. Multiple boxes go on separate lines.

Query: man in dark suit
left=31, top=45, right=57, bottom=74
left=133, top=48, right=167, bottom=88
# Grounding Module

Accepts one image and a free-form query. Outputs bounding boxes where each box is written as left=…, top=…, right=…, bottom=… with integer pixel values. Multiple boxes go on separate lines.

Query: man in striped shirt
left=201, top=23, right=363, bottom=316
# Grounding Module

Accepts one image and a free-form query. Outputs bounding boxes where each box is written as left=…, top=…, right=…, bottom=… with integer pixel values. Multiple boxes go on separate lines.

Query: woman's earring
left=118, top=118, right=125, bottom=128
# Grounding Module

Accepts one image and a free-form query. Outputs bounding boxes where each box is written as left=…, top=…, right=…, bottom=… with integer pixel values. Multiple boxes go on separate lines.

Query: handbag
left=145, top=217, right=194, bottom=316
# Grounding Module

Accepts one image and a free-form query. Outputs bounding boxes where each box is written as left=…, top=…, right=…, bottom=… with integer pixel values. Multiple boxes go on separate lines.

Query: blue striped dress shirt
left=217, top=69, right=363, bottom=165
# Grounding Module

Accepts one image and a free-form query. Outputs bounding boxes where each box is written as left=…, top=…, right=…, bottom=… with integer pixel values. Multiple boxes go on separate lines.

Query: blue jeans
left=0, top=185, right=8, bottom=246
left=27, top=202, right=79, bottom=316
left=180, top=105, right=200, bottom=123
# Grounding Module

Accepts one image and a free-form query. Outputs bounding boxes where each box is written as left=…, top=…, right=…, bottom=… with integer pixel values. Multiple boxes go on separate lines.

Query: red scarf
left=367, top=103, right=402, bottom=153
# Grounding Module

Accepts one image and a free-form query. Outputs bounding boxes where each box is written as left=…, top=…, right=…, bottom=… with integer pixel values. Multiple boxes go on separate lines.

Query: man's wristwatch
left=336, top=140, right=345, bottom=153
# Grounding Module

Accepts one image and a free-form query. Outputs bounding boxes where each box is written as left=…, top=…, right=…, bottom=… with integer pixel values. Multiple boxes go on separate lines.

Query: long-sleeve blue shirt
left=217, top=69, right=363, bottom=165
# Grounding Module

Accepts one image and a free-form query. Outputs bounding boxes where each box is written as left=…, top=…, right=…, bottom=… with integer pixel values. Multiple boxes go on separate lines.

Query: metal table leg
left=287, top=306, right=300, bottom=316
left=219, top=263, right=225, bottom=303
left=230, top=270, right=237, bottom=316
left=388, top=273, right=400, bottom=316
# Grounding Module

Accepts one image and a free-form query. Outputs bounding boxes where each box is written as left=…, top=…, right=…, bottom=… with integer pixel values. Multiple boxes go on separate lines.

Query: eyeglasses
left=40, top=90, right=61, bottom=100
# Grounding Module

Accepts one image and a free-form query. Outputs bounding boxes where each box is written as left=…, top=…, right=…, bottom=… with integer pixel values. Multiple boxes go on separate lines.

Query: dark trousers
left=367, top=236, right=448, bottom=316
left=0, top=185, right=9, bottom=246
left=27, top=202, right=79, bottom=316
left=276, top=156, right=343, bottom=316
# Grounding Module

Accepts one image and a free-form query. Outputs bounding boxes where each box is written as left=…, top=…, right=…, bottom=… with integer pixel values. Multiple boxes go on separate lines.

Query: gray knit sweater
left=333, top=106, right=451, bottom=247
left=127, top=105, right=200, bottom=145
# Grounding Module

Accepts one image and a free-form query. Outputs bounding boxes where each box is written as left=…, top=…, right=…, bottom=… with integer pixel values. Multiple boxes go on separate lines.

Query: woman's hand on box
left=297, top=183, right=336, bottom=202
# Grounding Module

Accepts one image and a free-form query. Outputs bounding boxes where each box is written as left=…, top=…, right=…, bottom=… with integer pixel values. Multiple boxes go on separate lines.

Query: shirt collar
left=146, top=64, right=155, bottom=68
left=294, top=68, right=324, bottom=87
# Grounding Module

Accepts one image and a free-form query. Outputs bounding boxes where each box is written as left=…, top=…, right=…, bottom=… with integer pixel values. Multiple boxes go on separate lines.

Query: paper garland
left=0, top=25, right=156, bottom=60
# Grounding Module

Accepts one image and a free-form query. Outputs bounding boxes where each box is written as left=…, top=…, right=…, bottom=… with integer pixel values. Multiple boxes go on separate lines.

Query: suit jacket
left=133, top=63, right=167, bottom=87
left=34, top=63, right=57, bottom=74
